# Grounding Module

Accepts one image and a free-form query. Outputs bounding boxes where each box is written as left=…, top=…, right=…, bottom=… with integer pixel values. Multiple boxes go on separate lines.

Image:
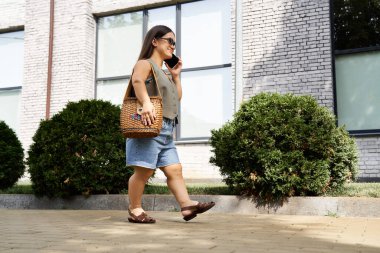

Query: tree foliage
left=27, top=100, right=133, bottom=198
left=210, top=93, right=358, bottom=204
left=0, top=121, right=25, bottom=190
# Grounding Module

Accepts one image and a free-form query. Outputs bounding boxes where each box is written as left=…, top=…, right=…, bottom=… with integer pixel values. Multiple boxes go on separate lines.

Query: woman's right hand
left=141, top=101, right=156, bottom=126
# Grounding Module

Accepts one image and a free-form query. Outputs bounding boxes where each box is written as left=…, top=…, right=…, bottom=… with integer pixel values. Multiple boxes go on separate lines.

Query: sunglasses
left=159, top=37, right=176, bottom=47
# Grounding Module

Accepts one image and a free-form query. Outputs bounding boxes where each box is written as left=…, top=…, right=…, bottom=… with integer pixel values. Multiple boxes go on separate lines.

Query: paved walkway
left=0, top=210, right=379, bottom=253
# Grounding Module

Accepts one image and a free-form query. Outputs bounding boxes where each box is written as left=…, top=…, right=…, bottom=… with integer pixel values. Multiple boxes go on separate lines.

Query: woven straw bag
left=120, top=63, right=163, bottom=138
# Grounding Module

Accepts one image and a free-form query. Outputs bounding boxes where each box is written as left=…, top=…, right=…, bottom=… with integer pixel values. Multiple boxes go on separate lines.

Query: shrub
left=27, top=100, right=133, bottom=198
left=210, top=93, right=358, bottom=204
left=0, top=121, right=25, bottom=190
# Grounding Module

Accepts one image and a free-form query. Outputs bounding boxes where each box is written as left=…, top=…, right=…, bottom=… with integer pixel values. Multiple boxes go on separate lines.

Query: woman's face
left=154, top=32, right=176, bottom=60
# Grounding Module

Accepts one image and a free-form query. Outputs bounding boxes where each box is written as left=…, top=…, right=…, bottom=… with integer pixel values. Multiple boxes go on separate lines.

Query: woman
left=126, top=25, right=215, bottom=223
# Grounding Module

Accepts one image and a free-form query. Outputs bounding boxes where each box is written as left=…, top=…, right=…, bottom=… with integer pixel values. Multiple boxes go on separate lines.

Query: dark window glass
left=334, top=0, right=380, bottom=50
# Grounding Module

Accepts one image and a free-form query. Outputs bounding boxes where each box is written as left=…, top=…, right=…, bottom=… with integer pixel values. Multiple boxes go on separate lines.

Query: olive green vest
left=145, top=58, right=179, bottom=120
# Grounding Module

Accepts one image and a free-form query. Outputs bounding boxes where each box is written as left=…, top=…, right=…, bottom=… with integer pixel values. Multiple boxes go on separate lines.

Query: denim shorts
left=126, top=118, right=180, bottom=169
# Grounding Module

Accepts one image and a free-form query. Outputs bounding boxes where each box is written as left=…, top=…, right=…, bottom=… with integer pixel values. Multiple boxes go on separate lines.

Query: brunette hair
left=138, top=25, right=174, bottom=60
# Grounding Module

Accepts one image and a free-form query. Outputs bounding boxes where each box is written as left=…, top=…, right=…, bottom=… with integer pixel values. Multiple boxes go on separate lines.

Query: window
left=333, top=0, right=380, bottom=50
left=0, top=31, right=24, bottom=135
left=335, top=51, right=380, bottom=131
left=96, top=0, right=232, bottom=140
left=333, top=0, right=380, bottom=133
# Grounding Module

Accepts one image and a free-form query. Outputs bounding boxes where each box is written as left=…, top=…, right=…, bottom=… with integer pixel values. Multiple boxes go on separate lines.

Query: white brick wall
left=231, top=0, right=237, bottom=111
left=18, top=0, right=96, bottom=152
left=356, top=138, right=380, bottom=179
left=0, top=0, right=25, bottom=30
left=49, top=0, right=95, bottom=115
left=242, top=0, right=333, bottom=109
left=19, top=0, right=51, bottom=151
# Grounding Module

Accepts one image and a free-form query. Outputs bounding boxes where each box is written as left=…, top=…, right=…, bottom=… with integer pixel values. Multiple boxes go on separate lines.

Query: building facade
left=0, top=0, right=379, bottom=182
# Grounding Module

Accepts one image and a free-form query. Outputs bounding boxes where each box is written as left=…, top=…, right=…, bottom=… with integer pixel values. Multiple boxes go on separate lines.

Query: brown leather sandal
left=181, top=201, right=216, bottom=221
left=128, top=209, right=156, bottom=223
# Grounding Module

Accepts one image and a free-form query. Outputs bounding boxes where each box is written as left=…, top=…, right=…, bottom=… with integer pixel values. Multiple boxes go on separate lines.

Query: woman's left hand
left=165, top=56, right=182, bottom=79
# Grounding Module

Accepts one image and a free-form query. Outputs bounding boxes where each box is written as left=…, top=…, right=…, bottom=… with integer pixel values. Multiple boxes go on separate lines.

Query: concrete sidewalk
left=0, top=210, right=379, bottom=253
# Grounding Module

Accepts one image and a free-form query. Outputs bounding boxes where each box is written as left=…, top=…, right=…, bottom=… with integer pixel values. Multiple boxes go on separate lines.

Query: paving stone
left=1, top=210, right=380, bottom=252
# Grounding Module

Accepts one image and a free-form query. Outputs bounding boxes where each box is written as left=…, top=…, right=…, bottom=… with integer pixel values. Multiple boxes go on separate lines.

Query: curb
left=1, top=194, right=380, bottom=217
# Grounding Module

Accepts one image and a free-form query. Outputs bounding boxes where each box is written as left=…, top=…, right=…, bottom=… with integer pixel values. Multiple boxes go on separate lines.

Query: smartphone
left=164, top=54, right=179, bottom=68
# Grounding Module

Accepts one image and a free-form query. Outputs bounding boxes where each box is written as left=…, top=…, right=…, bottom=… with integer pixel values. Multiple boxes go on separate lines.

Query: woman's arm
left=132, top=60, right=156, bottom=126
left=172, top=76, right=182, bottom=101
left=165, top=57, right=183, bottom=101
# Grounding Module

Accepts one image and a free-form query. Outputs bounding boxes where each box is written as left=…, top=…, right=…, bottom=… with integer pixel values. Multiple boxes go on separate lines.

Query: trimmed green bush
left=210, top=93, right=358, bottom=204
left=0, top=121, right=25, bottom=190
left=27, top=99, right=133, bottom=198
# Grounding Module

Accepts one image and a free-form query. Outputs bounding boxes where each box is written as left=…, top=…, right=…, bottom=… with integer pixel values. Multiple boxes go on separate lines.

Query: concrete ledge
left=1, top=194, right=380, bottom=217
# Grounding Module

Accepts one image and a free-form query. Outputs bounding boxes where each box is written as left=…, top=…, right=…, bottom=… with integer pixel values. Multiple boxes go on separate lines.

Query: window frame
left=0, top=30, right=24, bottom=91
left=0, top=29, right=24, bottom=134
left=94, top=0, right=232, bottom=141
left=330, top=0, right=380, bottom=136
left=0, top=86, right=22, bottom=92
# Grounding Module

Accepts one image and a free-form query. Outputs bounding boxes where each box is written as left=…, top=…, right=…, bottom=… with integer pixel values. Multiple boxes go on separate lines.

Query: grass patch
left=0, top=184, right=33, bottom=194
left=1, top=183, right=233, bottom=195
left=120, top=183, right=234, bottom=195
left=2, top=182, right=380, bottom=197
left=326, top=210, right=339, bottom=218
left=146, top=183, right=234, bottom=195
left=324, top=183, right=380, bottom=198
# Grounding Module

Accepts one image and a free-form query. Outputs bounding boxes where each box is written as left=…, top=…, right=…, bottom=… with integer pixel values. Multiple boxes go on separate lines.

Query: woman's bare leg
left=160, top=163, right=198, bottom=216
left=128, top=166, right=154, bottom=215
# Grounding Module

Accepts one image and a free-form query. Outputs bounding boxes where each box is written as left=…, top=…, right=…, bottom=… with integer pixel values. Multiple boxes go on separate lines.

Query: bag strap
left=123, top=60, right=162, bottom=102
